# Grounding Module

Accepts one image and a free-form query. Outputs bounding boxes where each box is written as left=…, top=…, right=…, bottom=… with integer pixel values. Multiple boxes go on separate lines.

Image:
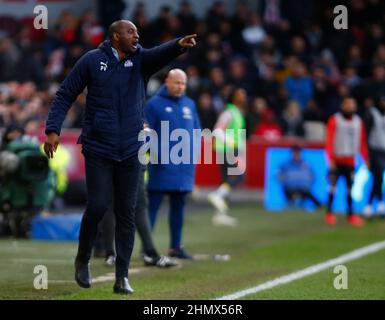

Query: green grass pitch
left=1, top=205, right=385, bottom=300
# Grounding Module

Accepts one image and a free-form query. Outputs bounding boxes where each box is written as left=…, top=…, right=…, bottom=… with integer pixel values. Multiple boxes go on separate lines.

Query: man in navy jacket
left=145, top=69, right=201, bottom=259
left=43, top=20, right=197, bottom=294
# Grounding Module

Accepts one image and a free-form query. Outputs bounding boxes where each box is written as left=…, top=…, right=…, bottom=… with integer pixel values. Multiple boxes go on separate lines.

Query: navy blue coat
left=45, top=39, right=185, bottom=161
left=145, top=85, right=201, bottom=192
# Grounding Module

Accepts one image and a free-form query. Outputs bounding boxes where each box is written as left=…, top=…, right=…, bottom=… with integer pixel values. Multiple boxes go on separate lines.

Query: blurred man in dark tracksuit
left=44, top=20, right=196, bottom=294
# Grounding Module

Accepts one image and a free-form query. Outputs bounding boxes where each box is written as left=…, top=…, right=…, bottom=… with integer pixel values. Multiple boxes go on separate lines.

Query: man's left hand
left=178, top=34, right=197, bottom=48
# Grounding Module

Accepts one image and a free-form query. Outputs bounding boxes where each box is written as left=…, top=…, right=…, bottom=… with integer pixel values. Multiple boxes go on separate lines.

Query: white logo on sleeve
left=100, top=61, right=108, bottom=71
left=165, top=107, right=173, bottom=113
left=182, top=106, right=192, bottom=119
left=124, top=60, right=133, bottom=67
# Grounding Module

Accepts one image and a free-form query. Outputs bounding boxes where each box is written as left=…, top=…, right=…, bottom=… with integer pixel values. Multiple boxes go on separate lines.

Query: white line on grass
left=216, top=239, right=385, bottom=300
left=92, top=268, right=145, bottom=283
left=48, top=268, right=149, bottom=285
left=91, top=263, right=184, bottom=284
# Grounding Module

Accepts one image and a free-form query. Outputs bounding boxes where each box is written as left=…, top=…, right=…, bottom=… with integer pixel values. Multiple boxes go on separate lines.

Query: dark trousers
left=97, top=169, right=158, bottom=257
left=148, top=191, right=187, bottom=250
left=76, top=150, right=141, bottom=278
left=327, top=164, right=354, bottom=215
left=134, top=171, right=158, bottom=255
left=283, top=187, right=321, bottom=207
left=96, top=206, right=115, bottom=257
left=369, top=150, right=385, bottom=203
left=220, top=155, right=245, bottom=190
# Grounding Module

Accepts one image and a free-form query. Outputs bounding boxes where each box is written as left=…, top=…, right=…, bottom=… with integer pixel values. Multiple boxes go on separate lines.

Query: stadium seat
left=304, top=121, right=326, bottom=141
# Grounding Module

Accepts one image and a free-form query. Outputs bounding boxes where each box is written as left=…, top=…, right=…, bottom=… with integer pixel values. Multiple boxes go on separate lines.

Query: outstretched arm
left=141, top=34, right=197, bottom=77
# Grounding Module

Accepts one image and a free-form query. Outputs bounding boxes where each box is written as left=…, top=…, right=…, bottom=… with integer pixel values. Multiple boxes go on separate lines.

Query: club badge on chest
left=124, top=60, right=133, bottom=67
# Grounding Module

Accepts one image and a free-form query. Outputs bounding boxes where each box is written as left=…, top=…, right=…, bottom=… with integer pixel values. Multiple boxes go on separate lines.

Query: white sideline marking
left=49, top=268, right=148, bottom=285
left=92, top=273, right=115, bottom=284
left=92, top=263, right=184, bottom=284
left=92, top=267, right=145, bottom=283
left=216, top=240, right=385, bottom=300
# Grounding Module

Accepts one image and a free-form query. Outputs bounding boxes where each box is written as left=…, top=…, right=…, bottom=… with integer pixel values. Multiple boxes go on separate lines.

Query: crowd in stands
left=0, top=0, right=385, bottom=141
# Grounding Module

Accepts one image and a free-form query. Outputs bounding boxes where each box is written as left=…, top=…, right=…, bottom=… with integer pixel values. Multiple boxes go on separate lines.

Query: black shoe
left=113, top=277, right=134, bottom=294
left=143, top=254, right=178, bottom=268
left=74, top=259, right=91, bottom=288
left=169, top=247, right=193, bottom=259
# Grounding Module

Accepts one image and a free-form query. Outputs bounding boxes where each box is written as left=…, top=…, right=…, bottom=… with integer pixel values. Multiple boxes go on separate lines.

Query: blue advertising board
left=264, top=147, right=383, bottom=214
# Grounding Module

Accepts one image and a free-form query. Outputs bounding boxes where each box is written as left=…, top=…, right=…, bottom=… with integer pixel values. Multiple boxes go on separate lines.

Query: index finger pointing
left=43, top=143, right=50, bottom=157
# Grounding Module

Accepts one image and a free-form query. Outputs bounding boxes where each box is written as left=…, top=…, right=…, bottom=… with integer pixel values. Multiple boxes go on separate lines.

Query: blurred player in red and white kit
left=325, top=97, right=369, bottom=227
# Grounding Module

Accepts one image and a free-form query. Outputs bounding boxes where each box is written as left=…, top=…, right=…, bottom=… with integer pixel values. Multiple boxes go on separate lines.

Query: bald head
left=165, top=69, right=187, bottom=97
left=108, top=20, right=133, bottom=38
left=168, top=69, right=187, bottom=79
left=108, top=20, right=139, bottom=55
